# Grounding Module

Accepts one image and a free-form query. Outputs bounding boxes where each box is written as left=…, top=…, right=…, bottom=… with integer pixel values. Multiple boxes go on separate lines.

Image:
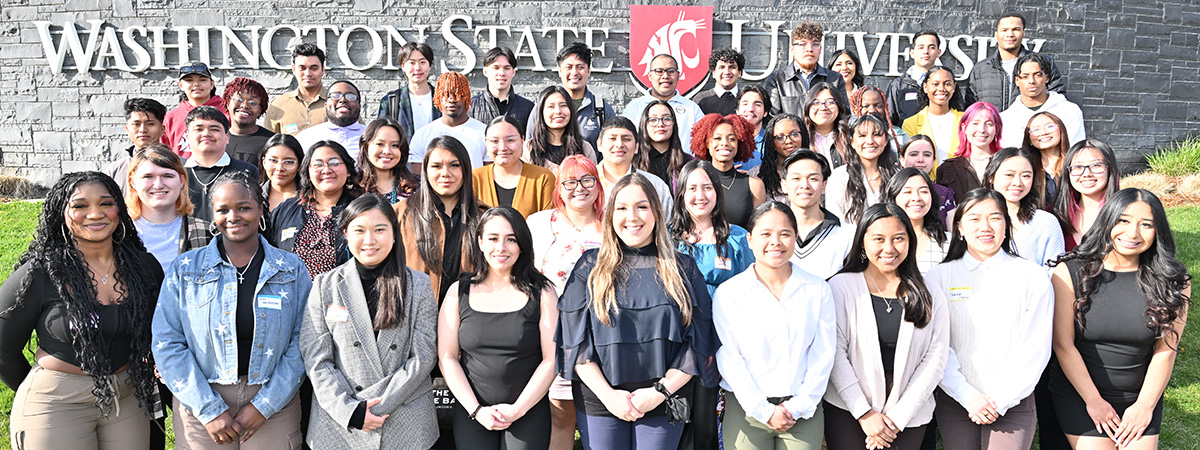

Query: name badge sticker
left=714, top=257, right=732, bottom=271
left=281, top=227, right=297, bottom=242
left=284, top=123, right=299, bottom=134
left=948, top=287, right=972, bottom=302
left=257, top=295, right=282, bottom=310
left=904, top=91, right=918, bottom=101
left=326, top=305, right=349, bottom=322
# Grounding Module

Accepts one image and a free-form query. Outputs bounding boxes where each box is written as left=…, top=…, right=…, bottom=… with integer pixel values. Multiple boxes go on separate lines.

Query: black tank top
left=457, top=280, right=543, bottom=405
left=717, top=167, right=753, bottom=229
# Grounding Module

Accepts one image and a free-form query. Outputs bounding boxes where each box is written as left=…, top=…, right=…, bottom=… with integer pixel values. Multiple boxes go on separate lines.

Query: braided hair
left=7, top=172, right=161, bottom=417
left=434, top=72, right=473, bottom=113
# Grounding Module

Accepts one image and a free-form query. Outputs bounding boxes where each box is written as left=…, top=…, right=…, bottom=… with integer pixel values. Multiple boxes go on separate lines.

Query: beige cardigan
left=823, top=271, right=949, bottom=430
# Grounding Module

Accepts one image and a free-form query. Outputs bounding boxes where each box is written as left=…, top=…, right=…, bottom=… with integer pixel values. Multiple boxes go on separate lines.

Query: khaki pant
left=172, top=377, right=303, bottom=450
left=722, top=391, right=824, bottom=450
left=10, top=365, right=150, bottom=450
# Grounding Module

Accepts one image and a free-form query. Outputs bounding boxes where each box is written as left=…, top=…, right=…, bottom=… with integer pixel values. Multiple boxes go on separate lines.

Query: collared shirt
left=905, top=65, right=930, bottom=85
left=925, top=251, right=1053, bottom=415
left=264, top=88, right=328, bottom=136
left=295, top=122, right=367, bottom=162
left=714, top=262, right=836, bottom=423
left=596, top=163, right=674, bottom=217
left=621, top=92, right=705, bottom=151
left=713, top=84, right=739, bottom=98
left=185, top=152, right=232, bottom=168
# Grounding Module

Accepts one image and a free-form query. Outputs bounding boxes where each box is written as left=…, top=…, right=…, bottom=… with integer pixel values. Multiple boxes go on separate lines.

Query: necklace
left=190, top=166, right=227, bottom=195
left=235, top=262, right=253, bottom=284
left=719, top=171, right=736, bottom=190
left=866, top=272, right=895, bottom=313
left=91, top=257, right=115, bottom=285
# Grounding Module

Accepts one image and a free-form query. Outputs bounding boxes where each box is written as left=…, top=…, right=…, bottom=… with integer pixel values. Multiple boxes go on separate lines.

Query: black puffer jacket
left=469, top=90, right=535, bottom=132
left=964, top=48, right=1065, bottom=109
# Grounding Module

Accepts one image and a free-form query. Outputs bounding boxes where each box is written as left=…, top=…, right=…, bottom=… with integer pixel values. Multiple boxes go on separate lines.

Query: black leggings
left=452, top=397, right=552, bottom=450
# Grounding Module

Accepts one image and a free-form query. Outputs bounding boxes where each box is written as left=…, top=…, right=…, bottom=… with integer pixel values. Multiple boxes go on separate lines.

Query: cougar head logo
left=637, top=12, right=707, bottom=80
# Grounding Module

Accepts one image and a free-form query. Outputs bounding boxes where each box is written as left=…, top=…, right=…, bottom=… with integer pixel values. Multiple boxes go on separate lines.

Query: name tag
left=326, top=305, right=349, bottom=322
left=284, top=123, right=299, bottom=134
left=714, top=257, right=732, bottom=271
left=281, top=227, right=297, bottom=242
left=904, top=92, right=918, bottom=101
left=257, top=295, right=282, bottom=310
left=948, top=287, right=972, bottom=302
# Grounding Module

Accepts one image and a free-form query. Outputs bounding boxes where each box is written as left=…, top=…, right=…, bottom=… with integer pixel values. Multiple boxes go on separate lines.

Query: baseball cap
left=179, top=61, right=212, bottom=80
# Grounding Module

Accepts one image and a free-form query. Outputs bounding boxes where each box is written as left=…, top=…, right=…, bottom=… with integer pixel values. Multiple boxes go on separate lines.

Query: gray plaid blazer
left=300, top=261, right=439, bottom=449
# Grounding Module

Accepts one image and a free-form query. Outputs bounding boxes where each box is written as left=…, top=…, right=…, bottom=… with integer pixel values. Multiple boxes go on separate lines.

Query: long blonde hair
left=589, top=173, right=691, bottom=327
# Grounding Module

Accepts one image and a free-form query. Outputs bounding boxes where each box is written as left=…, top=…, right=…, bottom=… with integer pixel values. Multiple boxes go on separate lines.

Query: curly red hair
left=689, top=113, right=756, bottom=163
left=222, top=77, right=269, bottom=117
left=433, top=72, right=472, bottom=112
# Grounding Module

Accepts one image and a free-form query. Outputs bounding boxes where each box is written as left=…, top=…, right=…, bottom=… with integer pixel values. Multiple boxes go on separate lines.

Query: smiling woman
left=125, top=144, right=212, bottom=273
left=473, top=116, right=558, bottom=218
left=271, top=140, right=364, bottom=278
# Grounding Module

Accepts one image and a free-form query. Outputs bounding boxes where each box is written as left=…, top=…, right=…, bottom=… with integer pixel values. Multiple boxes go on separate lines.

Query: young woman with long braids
left=734, top=85, right=772, bottom=172
left=691, top=113, right=768, bottom=228
left=755, top=113, right=810, bottom=200
left=301, top=195, right=440, bottom=449
left=439, top=207, right=559, bottom=449
left=714, top=202, right=834, bottom=449
left=935, top=102, right=1003, bottom=203
left=668, top=160, right=755, bottom=450
left=153, top=172, right=311, bottom=448
left=803, top=82, right=852, bottom=168
left=0, top=171, right=163, bottom=449
left=1053, top=139, right=1122, bottom=251
left=271, top=140, right=364, bottom=277
left=257, top=133, right=303, bottom=211
left=395, top=135, right=485, bottom=302
left=527, top=155, right=605, bottom=450
left=881, top=168, right=949, bottom=274
left=125, top=144, right=211, bottom=273
left=1021, top=112, right=1071, bottom=205
left=983, top=147, right=1064, bottom=267
left=823, top=203, right=949, bottom=450
left=826, top=114, right=901, bottom=226
left=1047, top=188, right=1190, bottom=450
left=640, top=99, right=693, bottom=190
left=557, top=173, right=719, bottom=450
left=925, top=188, right=1054, bottom=450
left=358, top=117, right=419, bottom=204
left=525, top=85, right=597, bottom=173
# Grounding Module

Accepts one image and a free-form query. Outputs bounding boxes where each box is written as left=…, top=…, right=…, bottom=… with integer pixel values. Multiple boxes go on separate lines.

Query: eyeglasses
left=773, top=130, right=804, bottom=143
left=264, top=157, right=298, bottom=168
left=311, top=158, right=344, bottom=171
left=560, top=176, right=597, bottom=190
left=1028, top=123, right=1059, bottom=135
left=329, top=92, right=360, bottom=102
left=230, top=95, right=260, bottom=108
left=1068, top=161, right=1108, bottom=176
left=649, top=68, right=679, bottom=76
left=486, top=137, right=522, bottom=146
left=647, top=117, right=674, bottom=125
left=810, top=99, right=838, bottom=110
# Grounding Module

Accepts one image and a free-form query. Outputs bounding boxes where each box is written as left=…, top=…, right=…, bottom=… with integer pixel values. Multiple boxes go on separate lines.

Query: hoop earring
left=112, top=222, right=127, bottom=244
left=208, top=221, right=220, bottom=236
left=259, top=215, right=267, bottom=232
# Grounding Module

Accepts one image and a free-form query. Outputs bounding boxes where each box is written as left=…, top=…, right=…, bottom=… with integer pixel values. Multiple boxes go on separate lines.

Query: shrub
left=1147, top=135, right=1200, bottom=176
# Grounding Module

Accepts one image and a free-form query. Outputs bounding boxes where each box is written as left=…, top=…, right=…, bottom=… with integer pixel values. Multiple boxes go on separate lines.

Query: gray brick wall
left=3, top=0, right=1199, bottom=187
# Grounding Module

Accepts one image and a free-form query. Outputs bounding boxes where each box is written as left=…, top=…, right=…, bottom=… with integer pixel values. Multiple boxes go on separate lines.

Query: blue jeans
left=577, top=411, right=685, bottom=450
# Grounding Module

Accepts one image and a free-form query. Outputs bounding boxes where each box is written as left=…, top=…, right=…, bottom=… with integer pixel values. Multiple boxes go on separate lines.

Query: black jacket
left=693, top=88, right=738, bottom=116
left=468, top=90, right=535, bottom=132
left=763, top=62, right=848, bottom=116
left=964, top=48, right=1065, bottom=109
left=885, top=70, right=923, bottom=125
left=270, top=195, right=353, bottom=266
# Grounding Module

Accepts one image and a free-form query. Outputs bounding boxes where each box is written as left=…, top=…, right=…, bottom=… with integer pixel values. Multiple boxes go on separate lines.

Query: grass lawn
left=0, top=201, right=1197, bottom=449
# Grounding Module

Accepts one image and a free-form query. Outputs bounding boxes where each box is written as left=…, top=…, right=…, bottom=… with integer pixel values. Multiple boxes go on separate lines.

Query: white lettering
left=739, top=20, right=785, bottom=82
left=541, top=26, right=579, bottom=52
left=122, top=26, right=152, bottom=72
left=93, top=26, right=133, bottom=71
left=261, top=25, right=302, bottom=70
left=35, top=20, right=103, bottom=74
left=513, top=26, right=546, bottom=71
left=148, top=26, right=189, bottom=70
left=219, top=26, right=261, bottom=69
left=581, top=27, right=612, bottom=73
left=474, top=25, right=512, bottom=49
left=441, top=15, right=476, bottom=73
left=337, top=25, right=383, bottom=71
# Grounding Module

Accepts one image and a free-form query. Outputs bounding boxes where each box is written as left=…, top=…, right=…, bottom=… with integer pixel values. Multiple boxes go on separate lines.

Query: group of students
left=0, top=16, right=1193, bottom=450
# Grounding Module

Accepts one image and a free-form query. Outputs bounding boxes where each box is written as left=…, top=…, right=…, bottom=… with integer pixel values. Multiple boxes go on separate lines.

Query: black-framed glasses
left=647, top=117, right=675, bottom=125
left=560, top=176, right=597, bottom=190
left=1068, top=161, right=1108, bottom=176
left=329, top=92, right=360, bottom=102
left=773, top=130, right=804, bottom=143
left=649, top=68, right=679, bottom=76
left=809, top=99, right=838, bottom=110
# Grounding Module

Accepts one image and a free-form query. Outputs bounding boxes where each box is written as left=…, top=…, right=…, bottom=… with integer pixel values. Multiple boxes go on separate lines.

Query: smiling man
left=999, top=52, right=1085, bottom=148
left=470, top=46, right=535, bottom=131
left=622, top=54, right=705, bottom=150
left=377, top=42, right=441, bottom=142
left=764, top=21, right=848, bottom=116
left=265, top=44, right=328, bottom=136
left=222, top=78, right=274, bottom=164
left=161, top=61, right=228, bottom=158
left=965, top=13, right=1065, bottom=108
left=595, top=116, right=673, bottom=216
left=886, top=30, right=943, bottom=125
left=182, top=106, right=258, bottom=222
left=693, top=48, right=746, bottom=116
left=409, top=72, right=488, bottom=170
left=296, top=80, right=367, bottom=161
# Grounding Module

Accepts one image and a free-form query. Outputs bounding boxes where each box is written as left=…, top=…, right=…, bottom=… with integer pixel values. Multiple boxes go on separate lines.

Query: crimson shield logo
left=629, top=5, right=713, bottom=95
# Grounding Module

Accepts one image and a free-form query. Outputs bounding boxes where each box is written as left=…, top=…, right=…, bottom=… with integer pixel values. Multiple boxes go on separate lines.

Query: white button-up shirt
left=714, top=262, right=836, bottom=424
left=925, top=251, right=1053, bottom=415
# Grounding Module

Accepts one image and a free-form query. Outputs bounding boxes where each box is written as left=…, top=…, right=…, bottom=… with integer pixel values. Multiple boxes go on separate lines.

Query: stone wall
left=2, top=0, right=1198, bottom=186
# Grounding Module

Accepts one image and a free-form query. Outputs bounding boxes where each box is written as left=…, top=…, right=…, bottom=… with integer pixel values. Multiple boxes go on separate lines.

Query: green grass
left=0, top=201, right=1198, bottom=449
left=1146, top=135, right=1200, bottom=177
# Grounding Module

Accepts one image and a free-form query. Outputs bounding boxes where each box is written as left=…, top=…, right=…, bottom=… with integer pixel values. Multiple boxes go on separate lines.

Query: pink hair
left=552, top=155, right=605, bottom=217
left=954, top=102, right=1002, bottom=158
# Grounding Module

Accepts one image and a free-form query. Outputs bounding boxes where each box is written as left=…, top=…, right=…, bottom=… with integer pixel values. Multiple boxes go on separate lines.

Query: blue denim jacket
left=152, top=236, right=312, bottom=423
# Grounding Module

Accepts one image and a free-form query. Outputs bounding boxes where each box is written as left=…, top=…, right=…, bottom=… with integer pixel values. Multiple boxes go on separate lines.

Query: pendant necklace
left=867, top=273, right=895, bottom=313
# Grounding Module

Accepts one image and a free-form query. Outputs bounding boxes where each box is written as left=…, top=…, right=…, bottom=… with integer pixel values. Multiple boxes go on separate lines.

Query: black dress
left=1048, top=261, right=1164, bottom=436
left=716, top=167, right=754, bottom=229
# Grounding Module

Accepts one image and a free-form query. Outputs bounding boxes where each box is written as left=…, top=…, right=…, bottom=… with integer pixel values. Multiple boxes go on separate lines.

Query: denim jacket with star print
left=152, top=235, right=311, bottom=424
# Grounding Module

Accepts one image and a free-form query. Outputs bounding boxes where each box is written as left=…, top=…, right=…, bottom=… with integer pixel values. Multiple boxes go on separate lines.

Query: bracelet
left=468, top=404, right=483, bottom=420
left=653, top=381, right=672, bottom=399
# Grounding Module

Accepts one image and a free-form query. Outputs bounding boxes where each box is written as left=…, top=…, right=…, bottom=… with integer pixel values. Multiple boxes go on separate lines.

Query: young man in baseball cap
left=161, top=61, right=229, bottom=158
